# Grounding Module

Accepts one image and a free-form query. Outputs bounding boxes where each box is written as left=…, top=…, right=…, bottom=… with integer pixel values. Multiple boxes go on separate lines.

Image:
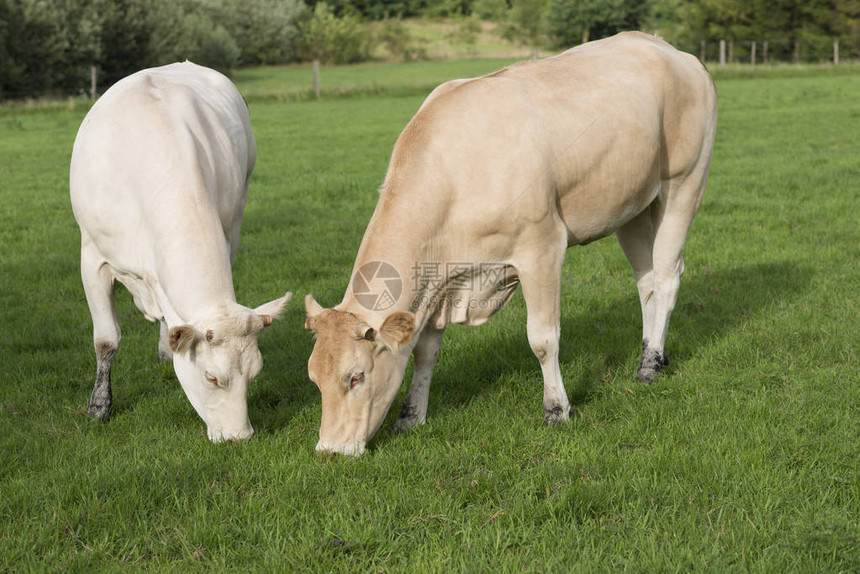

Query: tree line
left=2, top=0, right=858, bottom=99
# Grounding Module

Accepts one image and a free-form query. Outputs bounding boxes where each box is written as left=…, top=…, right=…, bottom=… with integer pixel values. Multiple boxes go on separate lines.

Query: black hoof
left=636, top=367, right=661, bottom=383
left=87, top=403, right=111, bottom=422
left=393, top=417, right=418, bottom=434
left=637, top=342, right=667, bottom=383
left=543, top=405, right=574, bottom=426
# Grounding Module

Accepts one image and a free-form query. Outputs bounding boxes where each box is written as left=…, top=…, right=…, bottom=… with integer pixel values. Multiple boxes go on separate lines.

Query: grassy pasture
left=231, top=57, right=520, bottom=102
left=0, top=58, right=858, bottom=571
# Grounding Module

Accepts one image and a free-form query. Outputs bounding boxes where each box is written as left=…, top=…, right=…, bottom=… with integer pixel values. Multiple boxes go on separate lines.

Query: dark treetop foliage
left=2, top=0, right=858, bottom=99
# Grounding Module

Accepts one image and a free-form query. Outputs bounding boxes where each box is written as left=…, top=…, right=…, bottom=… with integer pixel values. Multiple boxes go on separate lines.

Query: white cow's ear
left=255, top=292, right=292, bottom=328
left=377, top=311, right=415, bottom=350
left=168, top=325, right=199, bottom=354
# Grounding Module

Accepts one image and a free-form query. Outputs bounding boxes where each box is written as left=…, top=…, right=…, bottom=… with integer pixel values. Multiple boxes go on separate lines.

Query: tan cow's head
left=168, top=293, right=292, bottom=442
left=305, top=294, right=415, bottom=455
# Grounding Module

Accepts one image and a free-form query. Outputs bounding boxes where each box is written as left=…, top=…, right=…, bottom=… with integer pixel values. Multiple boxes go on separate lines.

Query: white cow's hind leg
left=517, top=238, right=572, bottom=424
left=394, top=324, right=444, bottom=433
left=80, top=242, right=121, bottom=421
left=157, top=320, right=173, bottom=362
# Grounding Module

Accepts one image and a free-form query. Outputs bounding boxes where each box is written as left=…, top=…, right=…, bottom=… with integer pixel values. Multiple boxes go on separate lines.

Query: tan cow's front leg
left=516, top=238, right=572, bottom=425
left=394, top=324, right=444, bottom=433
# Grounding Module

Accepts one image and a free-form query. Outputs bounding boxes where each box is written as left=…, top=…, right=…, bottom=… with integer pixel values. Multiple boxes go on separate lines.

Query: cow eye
left=205, top=371, right=219, bottom=387
left=349, top=371, right=365, bottom=389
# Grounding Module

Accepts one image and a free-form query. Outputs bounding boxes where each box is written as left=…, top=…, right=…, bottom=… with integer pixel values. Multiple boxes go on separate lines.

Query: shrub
left=378, top=16, right=413, bottom=61
left=196, top=26, right=242, bottom=76
left=447, top=13, right=482, bottom=47
left=219, top=0, right=304, bottom=65
left=297, top=2, right=375, bottom=65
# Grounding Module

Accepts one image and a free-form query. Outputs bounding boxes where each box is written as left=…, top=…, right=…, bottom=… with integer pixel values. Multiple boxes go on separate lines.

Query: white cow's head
left=168, top=293, right=291, bottom=442
left=304, top=294, right=415, bottom=455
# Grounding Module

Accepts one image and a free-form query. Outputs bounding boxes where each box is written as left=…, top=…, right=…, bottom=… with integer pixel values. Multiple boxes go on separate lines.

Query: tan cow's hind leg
left=617, top=205, right=658, bottom=378
left=624, top=170, right=708, bottom=382
left=516, top=234, right=573, bottom=424
left=394, top=324, right=444, bottom=433
left=80, top=240, right=121, bottom=421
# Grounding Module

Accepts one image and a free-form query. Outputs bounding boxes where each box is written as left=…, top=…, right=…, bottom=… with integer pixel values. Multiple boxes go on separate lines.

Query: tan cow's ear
left=377, top=311, right=415, bottom=349
left=305, top=294, right=323, bottom=317
left=168, top=325, right=199, bottom=354
left=355, top=322, right=376, bottom=341
left=305, top=294, right=324, bottom=332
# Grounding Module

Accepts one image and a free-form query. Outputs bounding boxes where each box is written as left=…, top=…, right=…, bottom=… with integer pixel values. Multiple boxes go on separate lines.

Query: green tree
left=503, top=0, right=550, bottom=56
left=0, top=0, right=100, bottom=97
left=304, top=0, right=430, bottom=19
left=673, top=0, right=858, bottom=60
left=218, top=0, right=304, bottom=65
left=546, top=0, right=650, bottom=47
left=297, top=2, right=374, bottom=64
left=472, top=0, right=508, bottom=21
left=91, top=0, right=159, bottom=86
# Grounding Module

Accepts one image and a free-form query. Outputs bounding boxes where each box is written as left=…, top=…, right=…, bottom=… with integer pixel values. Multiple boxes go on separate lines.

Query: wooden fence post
left=794, top=39, right=800, bottom=64
left=312, top=59, right=320, bottom=99
left=719, top=39, right=726, bottom=67
left=763, top=41, right=768, bottom=64
left=751, top=41, right=756, bottom=70
left=90, top=66, right=97, bottom=100
left=834, top=38, right=839, bottom=65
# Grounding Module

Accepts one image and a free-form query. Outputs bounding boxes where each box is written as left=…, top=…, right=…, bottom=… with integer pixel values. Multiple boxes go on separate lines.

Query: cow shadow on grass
left=367, top=260, right=809, bottom=448
left=245, top=261, right=809, bottom=446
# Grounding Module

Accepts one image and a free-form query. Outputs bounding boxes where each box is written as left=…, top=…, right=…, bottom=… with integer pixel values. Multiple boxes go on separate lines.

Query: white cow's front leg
left=394, top=324, right=444, bottom=433
left=80, top=242, right=121, bottom=421
left=517, top=240, right=572, bottom=425
left=157, top=320, right=173, bottom=363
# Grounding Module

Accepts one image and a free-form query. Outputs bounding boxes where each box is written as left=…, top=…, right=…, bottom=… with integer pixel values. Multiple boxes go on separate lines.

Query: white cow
left=70, top=62, right=291, bottom=442
left=305, top=33, right=718, bottom=455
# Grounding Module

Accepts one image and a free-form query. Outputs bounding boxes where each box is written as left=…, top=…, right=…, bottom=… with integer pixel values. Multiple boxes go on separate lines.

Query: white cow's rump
left=304, top=32, right=718, bottom=455
left=70, top=62, right=291, bottom=442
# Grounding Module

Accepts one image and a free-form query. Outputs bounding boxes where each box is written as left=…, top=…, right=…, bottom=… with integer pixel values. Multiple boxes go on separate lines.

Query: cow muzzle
left=207, top=422, right=255, bottom=443
left=315, top=440, right=366, bottom=456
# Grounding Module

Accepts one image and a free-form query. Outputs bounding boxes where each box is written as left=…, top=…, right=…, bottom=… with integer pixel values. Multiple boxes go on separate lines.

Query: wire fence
left=688, top=36, right=859, bottom=66
left=3, top=34, right=859, bottom=102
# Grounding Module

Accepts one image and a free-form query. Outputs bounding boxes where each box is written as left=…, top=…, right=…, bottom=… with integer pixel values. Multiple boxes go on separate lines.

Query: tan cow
left=305, top=32, right=718, bottom=455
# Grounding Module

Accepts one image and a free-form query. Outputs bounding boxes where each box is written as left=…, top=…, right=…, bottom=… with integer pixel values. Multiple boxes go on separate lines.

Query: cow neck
left=154, top=231, right=238, bottom=328
left=338, top=189, right=442, bottom=332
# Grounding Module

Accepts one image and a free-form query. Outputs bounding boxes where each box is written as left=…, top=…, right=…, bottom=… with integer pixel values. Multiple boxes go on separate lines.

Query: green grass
left=232, top=57, right=522, bottom=102
left=1, top=59, right=858, bottom=571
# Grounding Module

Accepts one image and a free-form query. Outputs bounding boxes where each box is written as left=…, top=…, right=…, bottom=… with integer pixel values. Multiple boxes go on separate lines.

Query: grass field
left=232, top=57, right=522, bottom=102
left=1, top=58, right=858, bottom=571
